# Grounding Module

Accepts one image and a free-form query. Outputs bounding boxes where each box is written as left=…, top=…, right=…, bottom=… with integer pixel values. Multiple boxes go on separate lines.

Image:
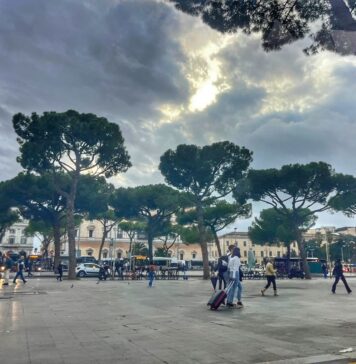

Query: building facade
left=0, top=220, right=34, bottom=256
left=209, top=231, right=290, bottom=265
left=60, top=219, right=203, bottom=261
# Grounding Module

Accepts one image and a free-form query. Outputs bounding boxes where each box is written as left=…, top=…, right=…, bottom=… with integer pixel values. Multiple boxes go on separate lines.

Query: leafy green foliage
left=329, top=174, right=356, bottom=216
left=169, top=0, right=356, bottom=56
left=13, top=110, right=131, bottom=178
left=242, top=162, right=339, bottom=278
left=160, top=141, right=252, bottom=277
left=132, top=242, right=148, bottom=257
left=160, top=141, right=252, bottom=200
left=0, top=181, right=19, bottom=243
left=249, top=208, right=316, bottom=245
left=154, top=247, right=171, bottom=257
left=12, top=110, right=131, bottom=279
left=114, top=184, right=189, bottom=262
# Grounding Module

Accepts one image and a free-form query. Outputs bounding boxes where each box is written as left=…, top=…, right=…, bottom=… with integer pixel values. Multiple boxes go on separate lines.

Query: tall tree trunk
left=66, top=172, right=79, bottom=280
left=148, top=230, right=153, bottom=264
left=286, top=243, right=291, bottom=274
left=98, top=222, right=107, bottom=262
left=213, top=229, right=222, bottom=257
left=53, top=221, right=61, bottom=269
left=296, top=231, right=311, bottom=279
left=197, top=201, right=210, bottom=279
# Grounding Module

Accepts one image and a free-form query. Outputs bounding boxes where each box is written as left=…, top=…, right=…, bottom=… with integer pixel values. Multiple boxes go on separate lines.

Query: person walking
left=25, top=257, right=33, bottom=278
left=13, top=257, right=27, bottom=284
left=98, top=264, right=107, bottom=281
left=148, top=264, right=156, bottom=288
left=215, top=255, right=228, bottom=290
left=56, top=261, right=63, bottom=281
left=226, top=247, right=243, bottom=308
left=261, top=258, right=278, bottom=296
left=321, top=263, right=328, bottom=279
left=332, top=259, right=352, bottom=294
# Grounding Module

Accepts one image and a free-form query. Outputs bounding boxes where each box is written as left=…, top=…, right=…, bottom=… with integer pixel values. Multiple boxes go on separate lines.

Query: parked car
left=76, top=263, right=101, bottom=277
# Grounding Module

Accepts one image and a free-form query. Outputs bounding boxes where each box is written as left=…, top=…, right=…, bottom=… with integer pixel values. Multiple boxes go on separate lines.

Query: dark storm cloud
left=0, top=0, right=189, bottom=180
left=1, top=0, right=356, bottom=229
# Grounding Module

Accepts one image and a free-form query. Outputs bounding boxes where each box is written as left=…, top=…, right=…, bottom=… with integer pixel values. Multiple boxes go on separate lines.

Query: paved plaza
left=0, top=276, right=356, bottom=364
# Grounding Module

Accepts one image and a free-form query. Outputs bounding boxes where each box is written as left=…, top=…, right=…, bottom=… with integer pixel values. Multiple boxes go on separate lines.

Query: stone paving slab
left=1, top=277, right=356, bottom=363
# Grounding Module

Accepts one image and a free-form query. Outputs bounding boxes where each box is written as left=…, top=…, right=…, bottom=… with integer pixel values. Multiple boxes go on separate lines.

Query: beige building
left=0, top=220, right=34, bottom=256
left=209, top=231, right=289, bottom=265
left=61, top=219, right=202, bottom=261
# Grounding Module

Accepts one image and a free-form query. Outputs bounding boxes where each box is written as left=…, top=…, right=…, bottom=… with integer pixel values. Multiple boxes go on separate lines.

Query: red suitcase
left=207, top=281, right=233, bottom=310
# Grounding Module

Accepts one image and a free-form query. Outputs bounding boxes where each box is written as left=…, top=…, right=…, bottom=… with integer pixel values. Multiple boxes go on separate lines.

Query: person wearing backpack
left=13, top=256, right=27, bottom=284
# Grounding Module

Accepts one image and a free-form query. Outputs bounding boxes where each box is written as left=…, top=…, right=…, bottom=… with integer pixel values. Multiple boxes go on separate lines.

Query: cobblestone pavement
left=1, top=277, right=356, bottom=364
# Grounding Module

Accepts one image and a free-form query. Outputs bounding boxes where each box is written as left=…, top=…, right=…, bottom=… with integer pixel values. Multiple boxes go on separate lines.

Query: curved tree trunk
left=197, top=201, right=210, bottom=279
left=98, top=229, right=107, bottom=263
left=213, top=229, right=222, bottom=257
left=67, top=171, right=80, bottom=280
left=296, top=232, right=311, bottom=279
left=148, top=230, right=154, bottom=264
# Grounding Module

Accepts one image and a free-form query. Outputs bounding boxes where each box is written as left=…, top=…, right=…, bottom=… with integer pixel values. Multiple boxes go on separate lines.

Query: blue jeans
left=13, top=270, right=26, bottom=283
left=227, top=275, right=242, bottom=303
left=148, top=272, right=155, bottom=287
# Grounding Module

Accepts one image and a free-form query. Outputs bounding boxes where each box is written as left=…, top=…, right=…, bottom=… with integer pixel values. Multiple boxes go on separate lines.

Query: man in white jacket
left=226, top=247, right=243, bottom=308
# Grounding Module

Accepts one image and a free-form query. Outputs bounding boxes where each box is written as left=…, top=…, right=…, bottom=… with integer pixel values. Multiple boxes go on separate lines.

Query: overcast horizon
left=1, top=0, right=356, bottom=231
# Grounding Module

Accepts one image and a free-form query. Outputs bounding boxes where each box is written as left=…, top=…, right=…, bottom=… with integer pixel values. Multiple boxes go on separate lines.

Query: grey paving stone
left=0, top=278, right=356, bottom=363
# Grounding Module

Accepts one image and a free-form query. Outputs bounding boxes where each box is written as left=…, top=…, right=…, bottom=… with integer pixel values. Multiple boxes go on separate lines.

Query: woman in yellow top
left=261, top=259, right=278, bottom=296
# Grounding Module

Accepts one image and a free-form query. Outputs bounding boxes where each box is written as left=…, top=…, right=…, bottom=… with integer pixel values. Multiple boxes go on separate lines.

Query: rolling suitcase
left=207, top=281, right=233, bottom=310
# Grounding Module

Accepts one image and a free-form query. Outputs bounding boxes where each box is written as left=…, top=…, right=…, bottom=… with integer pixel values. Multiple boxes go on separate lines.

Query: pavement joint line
left=257, top=353, right=353, bottom=364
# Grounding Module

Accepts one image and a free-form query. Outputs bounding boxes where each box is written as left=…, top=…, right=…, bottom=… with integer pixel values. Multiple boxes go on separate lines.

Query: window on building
left=192, top=252, right=197, bottom=259
left=179, top=253, right=184, bottom=260
left=8, top=236, right=15, bottom=244
left=88, top=229, right=94, bottom=238
left=235, top=241, right=238, bottom=246
left=244, top=251, right=247, bottom=257
left=243, top=241, right=247, bottom=247
left=103, top=251, right=108, bottom=259
left=253, top=251, right=256, bottom=256
left=9, top=229, right=15, bottom=234
left=117, top=251, right=122, bottom=259
left=117, top=229, right=123, bottom=239
left=269, top=251, right=272, bottom=257
left=261, top=251, right=264, bottom=257
left=277, top=251, right=281, bottom=257
left=74, top=229, right=78, bottom=237
left=20, top=237, right=27, bottom=244
left=86, top=249, right=93, bottom=256
left=226, top=240, right=229, bottom=245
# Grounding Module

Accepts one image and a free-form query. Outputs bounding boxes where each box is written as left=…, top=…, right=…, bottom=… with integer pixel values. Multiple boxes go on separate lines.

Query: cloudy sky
left=1, top=0, right=356, bottom=231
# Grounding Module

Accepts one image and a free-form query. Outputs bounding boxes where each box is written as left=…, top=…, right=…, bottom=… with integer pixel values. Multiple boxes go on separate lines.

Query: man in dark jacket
left=332, top=259, right=352, bottom=294
left=56, top=261, right=63, bottom=281
left=215, top=256, right=228, bottom=290
left=13, top=257, right=27, bottom=284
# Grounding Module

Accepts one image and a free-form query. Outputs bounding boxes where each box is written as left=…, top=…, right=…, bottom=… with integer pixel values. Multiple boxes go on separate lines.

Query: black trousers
left=265, top=276, right=277, bottom=290
left=332, top=274, right=351, bottom=293
left=218, top=272, right=226, bottom=290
